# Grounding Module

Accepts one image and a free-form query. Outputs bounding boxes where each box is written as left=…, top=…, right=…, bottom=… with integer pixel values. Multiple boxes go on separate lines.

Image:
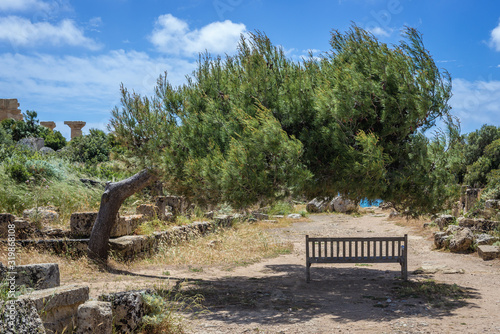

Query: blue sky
left=0, top=0, right=499, bottom=139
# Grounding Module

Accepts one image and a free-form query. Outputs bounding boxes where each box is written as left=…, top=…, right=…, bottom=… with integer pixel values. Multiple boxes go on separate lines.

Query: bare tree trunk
left=87, top=168, right=157, bottom=263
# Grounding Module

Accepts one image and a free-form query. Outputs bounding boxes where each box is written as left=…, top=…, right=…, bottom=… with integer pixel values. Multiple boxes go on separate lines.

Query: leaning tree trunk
left=88, top=168, right=158, bottom=263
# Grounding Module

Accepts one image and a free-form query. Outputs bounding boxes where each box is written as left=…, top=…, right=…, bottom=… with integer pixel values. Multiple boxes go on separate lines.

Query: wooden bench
left=306, top=234, right=408, bottom=282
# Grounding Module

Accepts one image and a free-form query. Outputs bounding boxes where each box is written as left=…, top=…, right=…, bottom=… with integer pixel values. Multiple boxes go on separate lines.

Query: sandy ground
left=66, top=210, right=500, bottom=333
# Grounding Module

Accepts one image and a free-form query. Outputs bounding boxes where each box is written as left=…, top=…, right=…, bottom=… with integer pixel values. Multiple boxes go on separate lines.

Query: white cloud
left=450, top=78, right=500, bottom=133
left=368, top=26, right=392, bottom=37
left=0, top=51, right=196, bottom=124
left=490, top=20, right=500, bottom=51
left=150, top=14, right=246, bottom=56
left=0, top=0, right=50, bottom=11
left=0, top=16, right=101, bottom=50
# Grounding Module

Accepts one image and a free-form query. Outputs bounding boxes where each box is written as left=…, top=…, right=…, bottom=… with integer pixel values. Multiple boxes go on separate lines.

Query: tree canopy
left=110, top=25, right=454, bottom=214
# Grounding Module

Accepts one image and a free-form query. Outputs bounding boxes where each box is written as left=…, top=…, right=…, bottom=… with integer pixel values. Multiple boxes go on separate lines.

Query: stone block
left=306, top=198, right=329, bottom=213
left=18, top=137, right=45, bottom=151
left=136, top=204, right=158, bottom=219
left=0, top=213, right=15, bottom=238
left=165, top=195, right=188, bottom=215
left=15, top=263, right=60, bottom=290
left=0, top=298, right=46, bottom=334
left=99, top=290, right=153, bottom=334
left=448, top=227, right=473, bottom=253
left=155, top=196, right=167, bottom=220
left=71, top=212, right=140, bottom=238
left=19, top=284, right=89, bottom=334
left=76, top=301, right=112, bottom=334
left=70, top=212, right=98, bottom=237
left=330, top=196, right=358, bottom=213
left=464, top=187, right=480, bottom=213
left=287, top=213, right=302, bottom=219
left=252, top=212, right=269, bottom=220
left=477, top=245, right=500, bottom=261
left=458, top=217, right=500, bottom=232
left=475, top=233, right=498, bottom=246
left=23, top=207, right=59, bottom=223
left=434, top=231, right=448, bottom=249
left=434, top=215, right=455, bottom=231
left=214, top=215, right=234, bottom=227
left=109, top=235, right=152, bottom=260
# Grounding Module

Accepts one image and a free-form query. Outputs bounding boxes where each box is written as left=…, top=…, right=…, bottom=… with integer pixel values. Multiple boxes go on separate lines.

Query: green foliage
left=66, top=129, right=112, bottom=163
left=110, top=25, right=453, bottom=214
left=39, top=127, right=67, bottom=151
left=267, top=201, right=294, bottom=216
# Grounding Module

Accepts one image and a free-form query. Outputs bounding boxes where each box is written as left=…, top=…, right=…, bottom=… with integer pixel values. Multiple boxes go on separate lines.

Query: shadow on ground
left=106, top=263, right=480, bottom=326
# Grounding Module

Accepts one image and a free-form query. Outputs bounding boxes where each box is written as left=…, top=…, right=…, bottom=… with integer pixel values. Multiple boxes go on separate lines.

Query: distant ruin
left=0, top=98, right=23, bottom=121
left=1, top=98, right=87, bottom=139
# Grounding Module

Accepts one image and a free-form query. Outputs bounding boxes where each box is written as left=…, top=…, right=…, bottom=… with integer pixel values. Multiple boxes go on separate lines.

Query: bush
left=66, top=129, right=111, bottom=163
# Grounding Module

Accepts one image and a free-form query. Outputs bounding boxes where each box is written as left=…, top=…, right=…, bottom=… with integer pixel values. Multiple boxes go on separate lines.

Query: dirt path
left=68, top=210, right=500, bottom=333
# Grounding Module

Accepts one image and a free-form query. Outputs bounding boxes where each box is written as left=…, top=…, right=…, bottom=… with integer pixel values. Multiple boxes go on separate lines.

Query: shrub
left=66, top=129, right=111, bottom=163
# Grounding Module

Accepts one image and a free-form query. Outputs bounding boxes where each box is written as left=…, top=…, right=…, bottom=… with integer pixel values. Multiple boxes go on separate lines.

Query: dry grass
left=132, top=221, right=294, bottom=270
left=0, top=245, right=105, bottom=282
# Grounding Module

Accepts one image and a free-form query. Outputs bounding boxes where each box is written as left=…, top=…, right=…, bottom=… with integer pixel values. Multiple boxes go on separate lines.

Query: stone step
left=19, top=284, right=89, bottom=333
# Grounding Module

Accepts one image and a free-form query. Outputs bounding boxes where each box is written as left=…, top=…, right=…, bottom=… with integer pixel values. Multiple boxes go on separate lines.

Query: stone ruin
left=64, top=121, right=86, bottom=139
left=0, top=98, right=23, bottom=121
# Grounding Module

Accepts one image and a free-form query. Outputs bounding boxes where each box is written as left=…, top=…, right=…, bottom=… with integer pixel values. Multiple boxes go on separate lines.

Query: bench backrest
left=306, top=235, right=407, bottom=263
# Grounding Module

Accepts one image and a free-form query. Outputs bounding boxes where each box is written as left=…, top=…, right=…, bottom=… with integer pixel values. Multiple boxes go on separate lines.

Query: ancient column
left=64, top=121, right=86, bottom=139
left=0, top=99, right=23, bottom=121
left=40, top=121, right=56, bottom=131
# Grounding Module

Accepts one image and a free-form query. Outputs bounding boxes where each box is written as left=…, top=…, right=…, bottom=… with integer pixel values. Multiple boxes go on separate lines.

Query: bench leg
left=401, top=259, right=408, bottom=281
left=306, top=262, right=311, bottom=283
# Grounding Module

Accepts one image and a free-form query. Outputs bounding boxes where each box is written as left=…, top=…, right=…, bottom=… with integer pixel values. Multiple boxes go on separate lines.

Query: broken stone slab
left=14, top=263, right=60, bottom=290
left=287, top=213, right=302, bottom=219
left=474, top=233, right=499, bottom=246
left=164, top=195, right=188, bottom=215
left=434, top=231, right=449, bottom=249
left=0, top=213, right=36, bottom=239
left=477, top=245, right=500, bottom=261
left=306, top=197, right=330, bottom=213
left=458, top=217, right=500, bottom=232
left=19, top=284, right=89, bottom=334
left=0, top=298, right=46, bottom=334
left=99, top=290, right=154, bottom=334
left=448, top=227, right=474, bottom=253
left=76, top=300, right=113, bottom=334
left=14, top=239, right=89, bottom=257
left=434, top=215, right=455, bottom=231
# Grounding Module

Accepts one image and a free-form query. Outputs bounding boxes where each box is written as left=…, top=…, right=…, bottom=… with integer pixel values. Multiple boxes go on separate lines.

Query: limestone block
left=76, top=301, right=112, bottom=334
left=99, top=290, right=153, bottom=334
left=0, top=98, right=23, bottom=121
left=18, top=137, right=45, bottom=151
left=458, top=217, right=500, bottom=232
left=19, top=284, right=89, bottom=334
left=70, top=212, right=98, bottom=237
left=109, top=235, right=152, bottom=260
left=214, top=215, right=234, bottom=227
left=155, top=196, right=167, bottom=220
left=165, top=195, right=188, bottom=215
left=306, top=198, right=329, bottom=213
left=40, top=147, right=55, bottom=155
left=464, top=188, right=480, bottom=213
left=287, top=213, right=302, bottom=219
left=0, top=298, right=46, bottom=334
left=448, top=227, right=473, bottom=253
left=15, top=263, right=60, bottom=290
left=23, top=207, right=59, bottom=223
left=136, top=204, right=158, bottom=219
left=474, top=233, right=498, bottom=246
left=331, top=196, right=358, bottom=213
left=477, top=245, right=500, bottom=261
left=434, top=215, right=455, bottom=231
left=434, top=231, right=448, bottom=249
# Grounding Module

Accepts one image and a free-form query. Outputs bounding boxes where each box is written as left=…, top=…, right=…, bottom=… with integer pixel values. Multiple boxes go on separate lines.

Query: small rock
left=477, top=245, right=500, bottom=261
left=448, top=227, right=473, bottom=253
left=76, top=300, right=113, bottom=334
left=475, top=233, right=498, bottom=246
left=287, top=213, right=302, bottom=219
left=434, top=215, right=455, bottom=231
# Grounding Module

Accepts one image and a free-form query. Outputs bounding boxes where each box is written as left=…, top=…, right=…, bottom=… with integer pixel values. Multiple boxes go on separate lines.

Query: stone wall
left=0, top=98, right=23, bottom=121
